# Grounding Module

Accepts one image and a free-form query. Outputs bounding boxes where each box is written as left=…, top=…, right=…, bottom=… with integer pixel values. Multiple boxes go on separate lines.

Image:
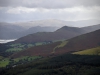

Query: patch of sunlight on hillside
left=52, top=41, right=68, bottom=53
left=73, top=46, right=100, bottom=55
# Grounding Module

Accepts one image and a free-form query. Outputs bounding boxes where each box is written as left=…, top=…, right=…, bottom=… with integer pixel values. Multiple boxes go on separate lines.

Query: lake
left=0, top=39, right=16, bottom=43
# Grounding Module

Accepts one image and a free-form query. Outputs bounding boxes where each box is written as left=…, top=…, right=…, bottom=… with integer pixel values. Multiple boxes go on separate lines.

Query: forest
left=0, top=54, right=100, bottom=75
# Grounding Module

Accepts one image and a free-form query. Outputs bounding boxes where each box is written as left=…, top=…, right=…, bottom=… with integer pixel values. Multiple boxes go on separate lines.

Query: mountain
left=1, top=19, right=100, bottom=40
left=13, top=19, right=100, bottom=28
left=11, top=29, right=100, bottom=58
left=55, top=29, right=100, bottom=54
left=0, top=22, right=58, bottom=39
left=73, top=19, right=100, bottom=27
left=0, top=22, right=25, bottom=39
left=21, top=26, right=58, bottom=36
left=12, top=26, right=85, bottom=43
left=82, top=24, right=100, bottom=32
left=13, top=19, right=68, bottom=29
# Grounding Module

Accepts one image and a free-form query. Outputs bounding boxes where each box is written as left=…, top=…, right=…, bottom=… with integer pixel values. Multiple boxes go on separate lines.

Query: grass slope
left=53, top=41, right=68, bottom=53
left=0, top=56, right=41, bottom=68
left=73, top=46, right=100, bottom=55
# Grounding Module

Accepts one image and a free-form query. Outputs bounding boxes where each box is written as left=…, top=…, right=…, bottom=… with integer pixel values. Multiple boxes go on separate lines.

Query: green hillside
left=0, top=56, right=41, bottom=67
left=73, top=46, right=100, bottom=55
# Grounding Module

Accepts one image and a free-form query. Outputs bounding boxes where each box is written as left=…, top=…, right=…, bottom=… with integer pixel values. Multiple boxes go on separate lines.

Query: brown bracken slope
left=11, top=41, right=61, bottom=58
left=55, top=29, right=100, bottom=54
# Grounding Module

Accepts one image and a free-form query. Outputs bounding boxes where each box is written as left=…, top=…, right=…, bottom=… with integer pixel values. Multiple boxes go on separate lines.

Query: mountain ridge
left=12, top=26, right=85, bottom=43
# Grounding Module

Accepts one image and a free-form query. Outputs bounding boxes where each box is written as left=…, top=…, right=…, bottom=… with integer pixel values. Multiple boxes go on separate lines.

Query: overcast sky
left=0, top=0, right=100, bottom=22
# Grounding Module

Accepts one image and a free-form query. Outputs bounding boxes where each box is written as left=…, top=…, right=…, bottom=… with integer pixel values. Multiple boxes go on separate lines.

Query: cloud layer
left=0, top=0, right=100, bottom=23
left=0, top=0, right=100, bottom=8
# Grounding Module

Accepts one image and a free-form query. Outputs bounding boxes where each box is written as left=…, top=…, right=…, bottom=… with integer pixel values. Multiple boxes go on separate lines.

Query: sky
left=0, top=0, right=100, bottom=22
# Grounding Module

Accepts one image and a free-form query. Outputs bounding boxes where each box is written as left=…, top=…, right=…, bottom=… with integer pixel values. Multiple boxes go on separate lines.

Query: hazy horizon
left=1, top=19, right=100, bottom=28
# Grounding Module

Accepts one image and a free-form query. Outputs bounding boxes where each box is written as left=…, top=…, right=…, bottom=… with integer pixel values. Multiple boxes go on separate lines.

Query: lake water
left=0, top=39, right=16, bottom=43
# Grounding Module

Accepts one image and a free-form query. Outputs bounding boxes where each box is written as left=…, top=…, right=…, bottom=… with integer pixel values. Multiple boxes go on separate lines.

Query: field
left=73, top=46, right=100, bottom=55
left=6, top=42, right=51, bottom=52
left=0, top=41, right=52, bottom=67
left=14, top=56, right=41, bottom=62
left=0, top=58, right=9, bottom=67
left=0, top=56, right=41, bottom=67
left=6, top=43, right=34, bottom=52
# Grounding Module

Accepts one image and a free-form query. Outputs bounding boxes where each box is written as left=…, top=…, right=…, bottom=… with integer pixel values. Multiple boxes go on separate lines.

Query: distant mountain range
left=0, top=19, right=100, bottom=40
left=0, top=22, right=58, bottom=39
left=13, top=19, right=100, bottom=28
left=82, top=24, right=100, bottom=32
left=0, top=22, right=25, bottom=39
left=12, top=23, right=100, bottom=43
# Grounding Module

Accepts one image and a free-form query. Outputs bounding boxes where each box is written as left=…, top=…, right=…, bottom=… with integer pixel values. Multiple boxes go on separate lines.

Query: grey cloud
left=0, top=0, right=100, bottom=22
left=0, top=7, right=99, bottom=22
left=0, top=0, right=100, bottom=8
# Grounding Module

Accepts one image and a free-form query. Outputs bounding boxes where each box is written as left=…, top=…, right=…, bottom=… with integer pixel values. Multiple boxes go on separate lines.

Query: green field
left=6, top=42, right=51, bottom=52
left=73, top=46, right=100, bottom=55
left=6, top=48, right=23, bottom=52
left=0, top=56, right=41, bottom=67
left=0, top=58, right=9, bottom=67
left=6, top=43, right=34, bottom=52
left=14, top=56, right=41, bottom=62
left=0, top=42, right=51, bottom=67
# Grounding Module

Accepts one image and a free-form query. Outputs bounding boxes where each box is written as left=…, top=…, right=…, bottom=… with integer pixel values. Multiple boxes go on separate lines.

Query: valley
left=1, top=0, right=100, bottom=74
left=0, top=21, right=100, bottom=75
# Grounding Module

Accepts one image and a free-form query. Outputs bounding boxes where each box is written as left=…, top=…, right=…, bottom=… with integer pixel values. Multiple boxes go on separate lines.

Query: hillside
left=13, top=26, right=85, bottom=43
left=11, top=29, right=100, bottom=58
left=1, top=54, right=100, bottom=75
left=0, top=22, right=58, bottom=39
left=11, top=41, right=61, bottom=58
left=21, top=26, right=58, bottom=37
left=55, top=29, right=100, bottom=54
left=73, top=46, right=100, bottom=55
left=82, top=24, right=100, bottom=32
